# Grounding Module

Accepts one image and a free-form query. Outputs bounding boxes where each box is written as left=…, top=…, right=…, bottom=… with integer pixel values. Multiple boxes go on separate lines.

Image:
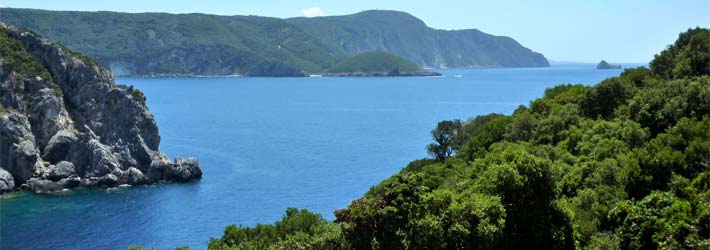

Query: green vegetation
left=0, top=8, right=548, bottom=76
left=128, top=86, right=147, bottom=105
left=651, top=28, right=710, bottom=79
left=116, top=84, right=147, bottom=105
left=0, top=8, right=342, bottom=75
left=208, top=208, right=346, bottom=250
left=0, top=26, right=53, bottom=83
left=0, top=25, right=62, bottom=97
left=209, top=28, right=710, bottom=250
left=426, top=119, right=464, bottom=161
left=326, top=52, right=422, bottom=74
left=289, top=10, right=550, bottom=68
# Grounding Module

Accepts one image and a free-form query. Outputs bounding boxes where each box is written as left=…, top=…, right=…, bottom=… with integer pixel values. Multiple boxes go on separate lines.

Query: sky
left=1, top=0, right=708, bottom=63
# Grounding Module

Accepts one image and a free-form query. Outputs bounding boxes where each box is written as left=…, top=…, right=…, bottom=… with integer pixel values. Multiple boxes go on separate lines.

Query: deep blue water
left=0, top=64, right=641, bottom=250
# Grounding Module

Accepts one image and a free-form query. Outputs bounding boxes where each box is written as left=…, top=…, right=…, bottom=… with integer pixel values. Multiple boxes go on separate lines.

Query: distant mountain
left=288, top=10, right=549, bottom=69
left=0, top=8, right=341, bottom=76
left=0, top=8, right=549, bottom=76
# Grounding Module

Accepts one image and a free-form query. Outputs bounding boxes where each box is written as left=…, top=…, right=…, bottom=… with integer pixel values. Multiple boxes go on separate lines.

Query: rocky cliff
left=0, top=23, right=202, bottom=193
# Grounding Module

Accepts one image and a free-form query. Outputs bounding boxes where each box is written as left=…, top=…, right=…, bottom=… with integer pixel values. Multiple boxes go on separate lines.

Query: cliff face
left=0, top=23, right=201, bottom=193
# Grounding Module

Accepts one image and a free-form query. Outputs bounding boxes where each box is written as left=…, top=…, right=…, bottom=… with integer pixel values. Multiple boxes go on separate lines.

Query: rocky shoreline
left=0, top=23, right=202, bottom=194
left=323, top=69, right=442, bottom=77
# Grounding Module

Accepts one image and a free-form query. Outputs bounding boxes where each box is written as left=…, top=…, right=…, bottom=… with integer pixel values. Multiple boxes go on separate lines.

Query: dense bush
left=651, top=28, right=710, bottom=79
left=207, top=208, right=346, bottom=250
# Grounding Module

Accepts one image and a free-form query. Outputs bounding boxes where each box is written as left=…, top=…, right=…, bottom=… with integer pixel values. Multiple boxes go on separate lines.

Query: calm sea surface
left=0, top=64, right=640, bottom=249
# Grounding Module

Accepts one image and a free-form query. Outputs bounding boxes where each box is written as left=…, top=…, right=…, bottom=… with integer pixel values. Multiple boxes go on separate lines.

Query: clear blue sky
left=1, top=0, right=708, bottom=63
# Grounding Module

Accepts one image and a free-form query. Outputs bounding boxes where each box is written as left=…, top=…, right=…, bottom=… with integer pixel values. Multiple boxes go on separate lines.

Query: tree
left=651, top=27, right=710, bottom=79
left=207, top=208, right=345, bottom=250
left=617, top=192, right=694, bottom=250
left=472, top=142, right=574, bottom=250
left=335, top=173, right=506, bottom=250
left=457, top=114, right=512, bottom=161
left=427, top=120, right=463, bottom=161
left=581, top=77, right=634, bottom=119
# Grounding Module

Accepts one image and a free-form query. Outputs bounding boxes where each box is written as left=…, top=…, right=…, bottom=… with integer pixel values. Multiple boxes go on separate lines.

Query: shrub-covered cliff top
left=0, top=25, right=53, bottom=83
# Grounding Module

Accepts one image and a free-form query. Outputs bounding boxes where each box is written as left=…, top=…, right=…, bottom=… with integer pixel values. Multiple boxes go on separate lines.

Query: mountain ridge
left=0, top=8, right=549, bottom=76
left=287, top=10, right=549, bottom=69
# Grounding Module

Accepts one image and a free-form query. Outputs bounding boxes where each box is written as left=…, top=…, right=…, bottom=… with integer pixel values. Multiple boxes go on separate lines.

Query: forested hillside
left=207, top=28, right=710, bottom=250
left=0, top=8, right=548, bottom=76
left=288, top=10, right=549, bottom=69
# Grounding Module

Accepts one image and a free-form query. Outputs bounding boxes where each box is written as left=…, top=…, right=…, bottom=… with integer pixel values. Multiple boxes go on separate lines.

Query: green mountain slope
left=287, top=10, right=550, bottom=68
left=0, top=8, right=549, bottom=76
left=207, top=28, right=710, bottom=249
left=0, top=8, right=344, bottom=76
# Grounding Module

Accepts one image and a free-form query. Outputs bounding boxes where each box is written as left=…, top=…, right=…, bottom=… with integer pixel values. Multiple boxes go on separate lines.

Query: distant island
left=0, top=8, right=549, bottom=77
left=324, top=52, right=441, bottom=77
left=596, top=60, right=622, bottom=69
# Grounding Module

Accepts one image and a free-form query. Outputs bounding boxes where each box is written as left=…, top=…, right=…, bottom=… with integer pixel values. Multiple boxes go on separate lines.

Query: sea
left=0, top=63, right=642, bottom=250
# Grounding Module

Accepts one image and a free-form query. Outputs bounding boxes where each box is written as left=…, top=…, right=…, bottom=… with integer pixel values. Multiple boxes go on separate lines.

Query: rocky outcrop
left=0, top=167, right=14, bottom=192
left=0, top=23, right=202, bottom=193
left=596, top=60, right=622, bottom=70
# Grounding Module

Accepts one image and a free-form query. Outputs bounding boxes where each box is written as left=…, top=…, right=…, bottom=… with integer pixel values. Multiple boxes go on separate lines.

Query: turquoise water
left=0, top=64, right=639, bottom=250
